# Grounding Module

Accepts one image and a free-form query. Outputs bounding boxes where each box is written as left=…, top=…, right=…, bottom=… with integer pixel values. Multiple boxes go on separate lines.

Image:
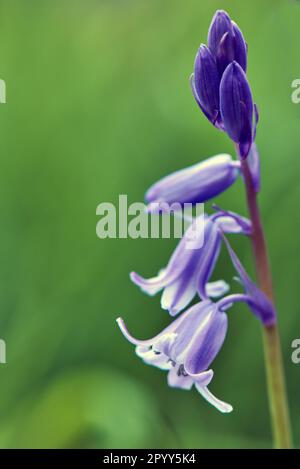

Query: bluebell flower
left=117, top=300, right=232, bottom=413
left=220, top=62, right=258, bottom=158
left=117, top=278, right=274, bottom=412
left=131, top=212, right=251, bottom=316
left=146, top=154, right=240, bottom=208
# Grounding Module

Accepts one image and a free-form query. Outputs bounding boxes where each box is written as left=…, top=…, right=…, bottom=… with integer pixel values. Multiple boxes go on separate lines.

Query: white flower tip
left=130, top=271, right=163, bottom=297
left=116, top=317, right=124, bottom=329
left=160, top=296, right=178, bottom=316
left=221, top=404, right=233, bottom=414
left=129, top=271, right=137, bottom=282
left=169, top=307, right=179, bottom=316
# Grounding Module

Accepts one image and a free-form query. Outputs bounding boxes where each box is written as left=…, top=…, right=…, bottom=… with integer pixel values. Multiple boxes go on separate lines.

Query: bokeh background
left=0, top=0, right=299, bottom=449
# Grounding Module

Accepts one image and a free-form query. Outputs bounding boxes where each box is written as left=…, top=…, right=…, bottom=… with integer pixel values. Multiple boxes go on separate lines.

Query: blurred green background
left=0, top=0, right=299, bottom=449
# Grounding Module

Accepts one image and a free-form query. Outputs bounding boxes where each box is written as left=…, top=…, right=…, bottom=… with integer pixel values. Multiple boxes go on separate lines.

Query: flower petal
left=116, top=317, right=174, bottom=347
left=130, top=269, right=170, bottom=296
left=187, top=368, right=214, bottom=387
left=136, top=345, right=173, bottom=370
left=167, top=366, right=194, bottom=390
left=170, top=301, right=214, bottom=361
left=213, top=207, right=252, bottom=235
left=153, top=333, right=178, bottom=356
left=205, top=280, right=230, bottom=298
left=197, top=220, right=222, bottom=300
left=161, top=273, right=197, bottom=316
left=222, top=237, right=276, bottom=325
left=184, top=309, right=228, bottom=375
left=195, top=384, right=233, bottom=413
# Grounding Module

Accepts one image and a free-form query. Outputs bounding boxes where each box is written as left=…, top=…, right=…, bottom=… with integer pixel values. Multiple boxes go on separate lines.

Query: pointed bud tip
left=199, top=43, right=209, bottom=56
left=223, top=61, right=248, bottom=84
left=230, top=60, right=241, bottom=72
left=215, top=9, right=231, bottom=18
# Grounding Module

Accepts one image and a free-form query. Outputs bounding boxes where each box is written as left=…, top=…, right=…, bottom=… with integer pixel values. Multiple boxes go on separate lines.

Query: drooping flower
left=117, top=274, right=274, bottom=412
left=117, top=300, right=232, bottom=413
left=145, top=154, right=240, bottom=209
left=131, top=212, right=251, bottom=316
left=220, top=62, right=258, bottom=158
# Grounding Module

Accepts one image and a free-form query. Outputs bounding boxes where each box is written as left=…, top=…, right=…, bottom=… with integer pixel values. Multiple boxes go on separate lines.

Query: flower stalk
left=240, top=156, right=293, bottom=449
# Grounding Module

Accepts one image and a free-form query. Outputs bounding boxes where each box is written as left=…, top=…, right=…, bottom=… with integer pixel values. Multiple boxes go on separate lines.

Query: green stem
left=241, top=157, right=293, bottom=448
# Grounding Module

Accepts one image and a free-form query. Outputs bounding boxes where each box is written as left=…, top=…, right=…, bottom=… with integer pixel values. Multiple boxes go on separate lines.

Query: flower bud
left=220, top=62, right=257, bottom=158
left=146, top=154, right=240, bottom=207
left=193, top=44, right=221, bottom=126
left=208, top=10, right=247, bottom=76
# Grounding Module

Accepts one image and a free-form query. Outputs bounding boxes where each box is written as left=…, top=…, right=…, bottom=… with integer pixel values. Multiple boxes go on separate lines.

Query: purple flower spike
left=222, top=236, right=276, bottom=326
left=146, top=154, right=240, bottom=208
left=117, top=300, right=233, bottom=413
left=192, top=45, right=221, bottom=127
left=208, top=11, right=247, bottom=76
left=220, top=62, right=256, bottom=159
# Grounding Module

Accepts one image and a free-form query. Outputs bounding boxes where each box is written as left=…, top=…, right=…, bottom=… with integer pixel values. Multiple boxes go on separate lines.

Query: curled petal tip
left=117, top=317, right=156, bottom=347
left=116, top=317, right=138, bottom=344
left=130, top=271, right=165, bottom=296
left=129, top=271, right=138, bottom=282
left=196, top=384, right=233, bottom=413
